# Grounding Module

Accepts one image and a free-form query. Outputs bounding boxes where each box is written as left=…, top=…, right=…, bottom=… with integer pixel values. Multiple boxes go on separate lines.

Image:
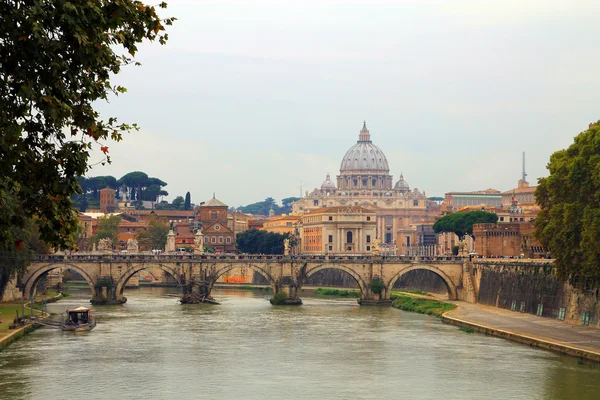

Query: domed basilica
left=292, top=122, right=437, bottom=245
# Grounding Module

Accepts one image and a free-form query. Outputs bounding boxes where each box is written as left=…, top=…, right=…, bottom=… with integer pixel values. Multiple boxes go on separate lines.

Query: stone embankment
left=442, top=302, right=600, bottom=363
left=0, top=293, right=64, bottom=352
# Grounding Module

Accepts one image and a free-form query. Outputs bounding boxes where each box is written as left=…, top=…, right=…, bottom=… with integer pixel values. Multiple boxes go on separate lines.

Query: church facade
left=292, top=122, right=439, bottom=246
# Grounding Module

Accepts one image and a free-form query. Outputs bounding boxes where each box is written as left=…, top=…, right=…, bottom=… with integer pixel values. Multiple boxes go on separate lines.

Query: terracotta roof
left=502, top=187, right=537, bottom=195
left=201, top=197, right=228, bottom=207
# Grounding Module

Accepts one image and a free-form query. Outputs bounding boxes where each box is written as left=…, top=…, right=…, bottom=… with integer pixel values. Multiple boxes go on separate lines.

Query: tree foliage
left=136, top=216, right=168, bottom=251
left=237, top=196, right=300, bottom=216
left=0, top=1, right=173, bottom=250
left=236, top=229, right=290, bottom=254
left=433, top=211, right=498, bottom=240
left=89, top=215, right=121, bottom=249
left=0, top=193, right=50, bottom=297
left=535, top=122, right=600, bottom=284
left=184, top=192, right=191, bottom=210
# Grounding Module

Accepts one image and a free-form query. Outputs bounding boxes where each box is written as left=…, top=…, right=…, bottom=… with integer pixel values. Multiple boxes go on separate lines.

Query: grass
left=65, top=281, right=90, bottom=287
left=0, top=302, right=44, bottom=333
left=458, top=327, right=475, bottom=334
left=391, top=295, right=456, bottom=317
left=394, top=289, right=430, bottom=296
left=314, top=288, right=360, bottom=298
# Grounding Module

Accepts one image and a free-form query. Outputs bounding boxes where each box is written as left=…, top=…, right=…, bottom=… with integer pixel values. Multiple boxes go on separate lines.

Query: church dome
left=394, top=173, right=409, bottom=190
left=321, top=173, right=336, bottom=190
left=340, top=121, right=390, bottom=173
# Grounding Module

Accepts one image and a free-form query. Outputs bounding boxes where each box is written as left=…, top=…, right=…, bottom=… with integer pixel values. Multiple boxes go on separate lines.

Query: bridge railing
left=31, top=253, right=469, bottom=264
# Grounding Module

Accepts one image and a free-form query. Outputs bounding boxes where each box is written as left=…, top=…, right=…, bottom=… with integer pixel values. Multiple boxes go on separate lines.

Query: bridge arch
left=386, top=265, right=458, bottom=300
left=114, top=263, right=182, bottom=297
left=302, top=264, right=369, bottom=298
left=208, top=263, right=277, bottom=292
left=24, top=263, right=97, bottom=299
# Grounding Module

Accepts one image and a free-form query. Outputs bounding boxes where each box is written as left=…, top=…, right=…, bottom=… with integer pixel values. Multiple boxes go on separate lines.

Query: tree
left=0, top=1, right=174, bottom=250
left=0, top=192, right=50, bottom=297
left=433, top=211, right=498, bottom=240
left=235, top=229, right=288, bottom=254
left=172, top=196, right=184, bottom=210
left=136, top=216, right=169, bottom=251
left=184, top=192, right=191, bottom=210
left=535, top=121, right=600, bottom=284
left=89, top=215, right=122, bottom=249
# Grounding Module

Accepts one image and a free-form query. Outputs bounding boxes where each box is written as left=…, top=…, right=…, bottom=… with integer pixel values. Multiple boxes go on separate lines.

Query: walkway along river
left=0, top=287, right=599, bottom=400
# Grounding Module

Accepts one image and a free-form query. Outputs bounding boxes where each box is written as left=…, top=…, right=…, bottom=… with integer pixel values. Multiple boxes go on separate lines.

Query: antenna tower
left=522, top=152, right=527, bottom=183
left=298, top=180, right=306, bottom=198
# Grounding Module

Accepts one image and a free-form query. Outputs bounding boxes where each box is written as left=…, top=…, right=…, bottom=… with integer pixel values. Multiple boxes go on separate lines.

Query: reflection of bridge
left=24, top=254, right=471, bottom=305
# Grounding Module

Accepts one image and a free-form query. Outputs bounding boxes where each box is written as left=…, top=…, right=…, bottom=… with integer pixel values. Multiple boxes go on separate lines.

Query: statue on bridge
left=126, top=238, right=139, bottom=253
left=283, top=238, right=290, bottom=256
left=97, top=238, right=112, bottom=253
left=194, top=230, right=205, bottom=254
left=372, top=239, right=381, bottom=255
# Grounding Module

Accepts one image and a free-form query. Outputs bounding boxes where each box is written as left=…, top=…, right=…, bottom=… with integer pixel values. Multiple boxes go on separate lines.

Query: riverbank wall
left=471, top=260, right=599, bottom=328
left=0, top=323, right=40, bottom=352
left=441, top=311, right=600, bottom=363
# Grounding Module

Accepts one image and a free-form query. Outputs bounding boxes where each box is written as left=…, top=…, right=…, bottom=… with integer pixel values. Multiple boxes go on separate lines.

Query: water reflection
left=0, top=287, right=598, bottom=400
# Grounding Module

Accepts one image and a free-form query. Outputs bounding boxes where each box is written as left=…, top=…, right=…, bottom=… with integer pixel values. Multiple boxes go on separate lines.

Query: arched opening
left=387, top=266, right=457, bottom=300
left=115, top=264, right=181, bottom=297
left=302, top=264, right=368, bottom=299
left=24, top=264, right=97, bottom=300
left=210, top=264, right=277, bottom=294
left=346, top=231, right=353, bottom=244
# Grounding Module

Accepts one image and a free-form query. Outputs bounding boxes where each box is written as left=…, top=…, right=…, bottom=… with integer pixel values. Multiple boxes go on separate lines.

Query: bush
left=271, top=292, right=288, bottom=305
left=370, top=277, right=385, bottom=295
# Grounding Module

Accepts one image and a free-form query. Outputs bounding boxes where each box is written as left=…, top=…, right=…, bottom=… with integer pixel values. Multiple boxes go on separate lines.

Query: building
left=443, top=189, right=502, bottom=212
left=196, top=195, right=235, bottom=252
left=262, top=215, right=300, bottom=235
left=99, top=187, right=117, bottom=213
left=292, top=122, right=437, bottom=246
left=297, top=206, right=376, bottom=254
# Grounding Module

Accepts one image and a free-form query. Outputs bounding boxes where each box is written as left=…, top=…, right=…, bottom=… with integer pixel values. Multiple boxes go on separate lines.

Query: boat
left=61, top=306, right=96, bottom=332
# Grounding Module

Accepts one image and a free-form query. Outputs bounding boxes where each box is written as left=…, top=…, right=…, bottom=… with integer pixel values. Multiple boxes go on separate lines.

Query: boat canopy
left=68, top=307, right=92, bottom=313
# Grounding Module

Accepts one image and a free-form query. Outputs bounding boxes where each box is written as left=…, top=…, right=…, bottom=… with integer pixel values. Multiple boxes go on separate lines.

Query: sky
left=90, top=0, right=600, bottom=207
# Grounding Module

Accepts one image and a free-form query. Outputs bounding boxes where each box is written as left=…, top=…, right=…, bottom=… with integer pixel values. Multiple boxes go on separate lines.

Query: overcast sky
left=90, top=0, right=600, bottom=207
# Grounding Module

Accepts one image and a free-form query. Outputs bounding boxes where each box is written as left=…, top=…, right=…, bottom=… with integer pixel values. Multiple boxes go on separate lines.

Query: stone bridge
left=24, top=254, right=471, bottom=305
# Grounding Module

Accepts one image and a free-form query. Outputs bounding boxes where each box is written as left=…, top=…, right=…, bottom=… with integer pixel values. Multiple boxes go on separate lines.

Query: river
left=1, top=287, right=599, bottom=400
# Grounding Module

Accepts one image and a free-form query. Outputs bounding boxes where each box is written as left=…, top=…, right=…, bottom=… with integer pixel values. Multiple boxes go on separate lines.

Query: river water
left=1, top=287, right=599, bottom=400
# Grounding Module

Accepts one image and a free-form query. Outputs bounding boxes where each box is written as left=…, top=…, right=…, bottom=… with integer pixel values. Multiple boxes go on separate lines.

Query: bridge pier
left=270, top=277, right=302, bottom=305
left=357, top=288, right=392, bottom=306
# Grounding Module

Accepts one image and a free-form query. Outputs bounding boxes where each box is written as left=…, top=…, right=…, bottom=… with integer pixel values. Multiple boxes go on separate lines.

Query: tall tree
left=184, top=192, right=191, bottom=210
left=0, top=191, right=50, bottom=297
left=535, top=121, right=600, bottom=284
left=433, top=211, right=498, bottom=240
left=136, top=216, right=169, bottom=251
left=0, top=1, right=173, bottom=250
left=172, top=196, right=184, bottom=210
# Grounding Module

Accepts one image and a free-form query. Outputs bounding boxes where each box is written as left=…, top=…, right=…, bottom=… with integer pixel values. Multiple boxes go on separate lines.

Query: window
left=211, top=212, right=217, bottom=220
left=328, top=216, right=333, bottom=221
left=205, top=237, right=209, bottom=243
left=211, top=236, right=216, bottom=243
left=215, top=225, right=220, bottom=230
left=366, top=216, right=371, bottom=221
left=500, top=217, right=505, bottom=222
left=346, top=231, right=353, bottom=243
left=328, top=246, right=333, bottom=251
left=226, top=237, right=231, bottom=243
left=286, top=222, right=292, bottom=227
left=366, top=246, right=371, bottom=251
left=366, top=235, right=371, bottom=243
left=558, top=307, right=566, bottom=321
left=313, top=200, right=319, bottom=206
left=219, top=236, right=224, bottom=243
left=519, top=301, right=526, bottom=313
left=582, top=311, right=591, bottom=325
left=510, top=300, right=517, bottom=311
left=328, top=235, right=333, bottom=243
left=413, top=200, right=419, bottom=206
left=536, top=304, right=543, bottom=316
